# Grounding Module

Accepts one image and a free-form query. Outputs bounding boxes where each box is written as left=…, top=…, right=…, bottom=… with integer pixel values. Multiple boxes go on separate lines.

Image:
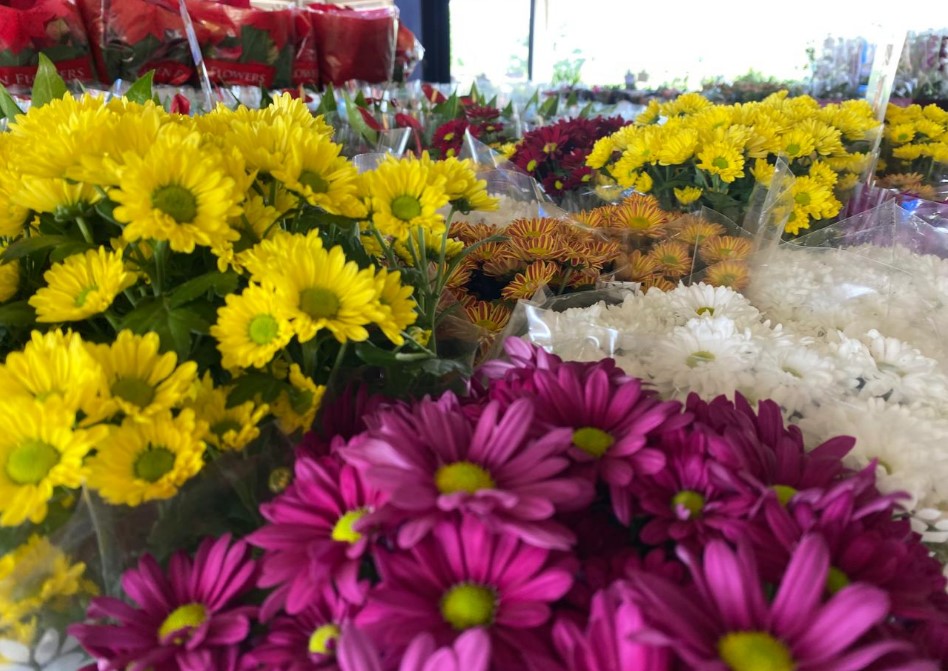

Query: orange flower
left=675, top=217, right=726, bottom=246
left=609, top=194, right=669, bottom=238
left=506, top=218, right=559, bottom=239
left=699, top=236, right=753, bottom=264
left=705, top=260, right=750, bottom=290
left=619, top=250, right=661, bottom=282
left=642, top=276, right=676, bottom=292
left=649, top=240, right=693, bottom=279
left=463, top=299, right=512, bottom=333
left=482, top=250, right=525, bottom=277
left=501, top=261, right=560, bottom=300
left=507, top=233, right=568, bottom=263
left=572, top=209, right=606, bottom=229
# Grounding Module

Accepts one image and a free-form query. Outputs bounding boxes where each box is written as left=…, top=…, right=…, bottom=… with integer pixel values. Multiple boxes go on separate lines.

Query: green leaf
left=487, top=95, right=497, bottom=109
left=469, top=81, right=480, bottom=104
left=0, top=84, right=23, bottom=120
left=227, top=373, right=286, bottom=407
left=538, top=94, right=559, bottom=119
left=125, top=71, right=154, bottom=104
left=354, top=90, right=368, bottom=108
left=168, top=271, right=239, bottom=308
left=167, top=307, right=209, bottom=357
left=239, top=26, right=274, bottom=64
left=94, top=198, right=120, bottom=225
left=0, top=301, right=36, bottom=327
left=119, top=297, right=166, bottom=335
left=433, top=91, right=461, bottom=120
left=566, top=90, right=578, bottom=107
left=342, top=89, right=378, bottom=145
left=354, top=341, right=401, bottom=366
left=49, top=241, right=95, bottom=263
left=315, top=84, right=337, bottom=115
left=31, top=54, right=68, bottom=108
left=501, top=101, right=514, bottom=119
left=578, top=101, right=594, bottom=118
left=522, top=89, right=540, bottom=114
left=1, top=235, right=73, bottom=262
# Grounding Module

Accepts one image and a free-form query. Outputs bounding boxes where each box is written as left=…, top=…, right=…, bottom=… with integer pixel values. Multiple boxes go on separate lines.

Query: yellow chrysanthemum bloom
left=634, top=171, right=653, bottom=193
left=792, top=176, right=841, bottom=220
left=111, top=130, right=242, bottom=253
left=797, top=119, right=845, bottom=157
left=705, top=260, right=749, bottom=290
left=661, top=92, right=711, bottom=117
left=363, top=157, right=449, bottom=241
left=211, top=284, right=294, bottom=370
left=29, top=248, right=137, bottom=323
left=891, top=144, right=925, bottom=161
left=271, top=364, right=326, bottom=436
left=270, top=243, right=382, bottom=343
left=777, top=128, right=816, bottom=160
left=0, top=535, right=94, bottom=639
left=750, top=159, right=775, bottom=187
left=586, top=136, right=616, bottom=169
left=0, top=246, right=18, bottom=303
left=270, top=133, right=367, bottom=219
left=87, top=410, right=206, bottom=506
left=655, top=128, right=699, bottom=165
left=697, top=141, right=745, bottom=183
left=913, top=118, right=944, bottom=140
left=636, top=98, right=662, bottom=125
left=86, top=330, right=198, bottom=422
left=0, top=330, right=107, bottom=418
left=11, top=177, right=100, bottom=219
left=886, top=123, right=916, bottom=145
left=836, top=172, right=861, bottom=192
left=674, top=186, right=704, bottom=206
left=186, top=374, right=268, bottom=453
left=263, top=94, right=334, bottom=137
left=808, top=161, right=838, bottom=187
left=392, top=229, right=465, bottom=266
left=784, top=206, right=810, bottom=236
left=425, top=155, right=498, bottom=213
left=0, top=399, right=105, bottom=527
left=371, top=268, right=418, bottom=346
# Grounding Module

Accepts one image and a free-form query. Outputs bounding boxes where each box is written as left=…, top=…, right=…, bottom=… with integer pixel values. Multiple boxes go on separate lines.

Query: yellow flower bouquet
left=587, top=92, right=880, bottom=235
left=876, top=103, right=948, bottom=200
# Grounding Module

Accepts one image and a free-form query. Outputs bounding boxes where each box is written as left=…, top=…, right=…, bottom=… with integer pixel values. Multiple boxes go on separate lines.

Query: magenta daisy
left=337, top=626, right=491, bottom=671
left=342, top=392, right=593, bottom=550
left=628, top=535, right=938, bottom=671
left=249, top=456, right=385, bottom=614
left=355, top=515, right=573, bottom=670
left=70, top=535, right=258, bottom=671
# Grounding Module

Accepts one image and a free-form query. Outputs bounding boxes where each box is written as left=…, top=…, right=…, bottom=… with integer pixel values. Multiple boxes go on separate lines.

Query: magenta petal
left=496, top=601, right=552, bottom=628
left=451, top=628, right=491, bottom=671
left=791, top=584, right=890, bottom=662
left=769, top=534, right=829, bottom=639
left=338, top=625, right=384, bottom=671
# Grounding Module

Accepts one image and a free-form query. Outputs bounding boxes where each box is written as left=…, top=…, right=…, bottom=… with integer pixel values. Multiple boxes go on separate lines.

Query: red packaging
left=290, top=6, right=317, bottom=86
left=393, top=21, right=422, bottom=82
left=0, top=0, right=95, bottom=90
left=308, top=3, right=397, bottom=86
left=186, top=0, right=293, bottom=89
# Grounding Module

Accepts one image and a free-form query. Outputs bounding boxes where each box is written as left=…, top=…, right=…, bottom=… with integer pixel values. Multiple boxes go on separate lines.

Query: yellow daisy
left=86, top=410, right=206, bottom=506
left=425, top=155, right=498, bottom=213
left=263, top=93, right=334, bottom=136
left=0, top=399, right=104, bottom=527
left=111, top=130, right=242, bottom=253
left=271, top=364, right=326, bottom=436
left=636, top=98, right=662, bottom=125
left=750, top=158, right=775, bottom=187
left=892, top=144, right=925, bottom=161
left=270, top=133, right=367, bottom=219
left=784, top=206, right=811, bottom=236
left=29, top=247, right=137, bottom=323
left=269, top=243, right=382, bottom=344
left=673, top=186, right=703, bottom=206
left=0, top=330, right=107, bottom=418
left=656, top=128, right=699, bottom=165
left=649, top=240, right=694, bottom=279
left=86, top=330, right=198, bottom=422
left=792, top=176, right=841, bottom=220
left=634, top=171, right=654, bottom=193
left=242, top=229, right=320, bottom=283
left=885, top=123, right=916, bottom=145
left=371, top=268, right=417, bottom=346
left=363, top=157, right=449, bottom=241
left=211, top=284, right=295, bottom=370
left=12, top=177, right=100, bottom=218
left=808, top=161, right=838, bottom=187
left=0, top=247, right=18, bottom=303
left=186, top=374, right=269, bottom=453
left=777, top=128, right=816, bottom=160
left=696, top=141, right=745, bottom=183
left=0, top=142, right=30, bottom=237
left=585, top=136, right=616, bottom=170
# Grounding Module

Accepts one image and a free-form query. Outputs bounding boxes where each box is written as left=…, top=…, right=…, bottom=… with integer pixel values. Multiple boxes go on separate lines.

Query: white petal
left=33, top=629, right=60, bottom=665
left=0, top=640, right=30, bottom=663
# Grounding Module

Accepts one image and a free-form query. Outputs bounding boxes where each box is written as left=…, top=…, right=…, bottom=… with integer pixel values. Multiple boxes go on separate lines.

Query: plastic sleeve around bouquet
left=0, top=0, right=95, bottom=91
left=308, top=3, right=397, bottom=86
left=185, top=0, right=293, bottom=89
left=76, top=0, right=192, bottom=84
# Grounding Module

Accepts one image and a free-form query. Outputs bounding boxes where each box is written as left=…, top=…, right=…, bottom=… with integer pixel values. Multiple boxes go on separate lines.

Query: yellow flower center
left=526, top=159, right=537, bottom=172
left=299, top=170, right=329, bottom=194
left=794, top=192, right=811, bottom=207
left=696, top=306, right=715, bottom=316
left=435, top=461, right=495, bottom=494
left=299, top=287, right=340, bottom=320
left=440, top=583, right=497, bottom=630
left=712, top=156, right=730, bottom=170
left=572, top=427, right=615, bottom=458
left=718, top=631, right=795, bottom=671
left=554, top=180, right=564, bottom=190
left=331, top=508, right=367, bottom=544
left=248, top=313, right=280, bottom=345
left=211, top=419, right=242, bottom=439
left=74, top=284, right=98, bottom=308
left=112, top=377, right=156, bottom=409
left=672, top=489, right=705, bottom=517
left=686, top=350, right=716, bottom=367
left=308, top=623, right=340, bottom=655
left=158, top=603, right=207, bottom=642
left=6, top=439, right=60, bottom=485
left=826, top=566, right=849, bottom=595
left=773, top=484, right=797, bottom=505
left=391, top=195, right=423, bottom=222
left=268, top=466, right=292, bottom=493
left=134, top=446, right=176, bottom=483
left=628, top=216, right=653, bottom=231
left=443, top=132, right=455, bottom=142
left=152, top=184, right=198, bottom=224
left=543, top=142, right=558, bottom=154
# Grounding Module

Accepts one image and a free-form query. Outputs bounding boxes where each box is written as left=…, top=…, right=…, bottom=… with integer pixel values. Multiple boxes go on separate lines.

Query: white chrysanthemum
left=752, top=338, right=840, bottom=416
left=861, top=329, right=948, bottom=405
left=0, top=628, right=88, bottom=671
left=910, top=508, right=948, bottom=544
left=661, top=282, right=761, bottom=329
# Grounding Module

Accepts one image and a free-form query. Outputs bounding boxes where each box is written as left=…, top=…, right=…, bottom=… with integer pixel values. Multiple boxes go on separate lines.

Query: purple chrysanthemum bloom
left=553, top=581, right=672, bottom=671
left=355, top=515, right=573, bottom=671
left=628, top=535, right=939, bottom=671
left=249, top=456, right=385, bottom=613
left=70, top=535, right=258, bottom=671
left=337, top=626, right=491, bottom=671
left=341, top=392, right=593, bottom=549
left=242, top=584, right=358, bottom=670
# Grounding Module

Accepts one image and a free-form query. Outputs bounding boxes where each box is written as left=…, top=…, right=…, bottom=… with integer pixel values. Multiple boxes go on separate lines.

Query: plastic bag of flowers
left=42, top=336, right=948, bottom=668
left=877, top=102, right=948, bottom=198
left=306, top=3, right=398, bottom=86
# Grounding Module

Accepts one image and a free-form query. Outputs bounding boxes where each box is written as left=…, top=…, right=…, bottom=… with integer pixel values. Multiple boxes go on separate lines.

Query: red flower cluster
left=432, top=103, right=510, bottom=158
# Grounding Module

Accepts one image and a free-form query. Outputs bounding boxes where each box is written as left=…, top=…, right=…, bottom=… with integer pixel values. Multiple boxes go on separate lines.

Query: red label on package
left=292, top=63, right=319, bottom=86
left=205, top=59, right=275, bottom=88
left=141, top=60, right=193, bottom=86
left=0, top=56, right=94, bottom=87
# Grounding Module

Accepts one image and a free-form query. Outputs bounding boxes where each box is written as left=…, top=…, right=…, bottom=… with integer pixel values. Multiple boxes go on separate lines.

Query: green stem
left=82, top=487, right=116, bottom=595
left=152, top=240, right=168, bottom=296
left=76, top=216, right=94, bottom=244
left=123, top=288, right=139, bottom=307
left=326, top=341, right=349, bottom=394
left=369, top=224, right=398, bottom=268
left=103, top=311, right=121, bottom=332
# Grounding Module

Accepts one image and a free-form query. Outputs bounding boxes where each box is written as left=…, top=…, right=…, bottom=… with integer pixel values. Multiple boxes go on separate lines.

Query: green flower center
left=672, top=489, right=705, bottom=518
left=712, top=156, right=730, bottom=170
left=440, top=583, right=497, bottom=630
left=391, top=195, right=423, bottom=222
left=299, top=287, right=340, bottom=320
left=74, top=284, right=98, bottom=308
left=794, top=192, right=811, bottom=207
left=686, top=350, right=716, bottom=367
left=211, top=419, right=242, bottom=439
left=572, top=427, right=615, bottom=458
left=158, top=603, right=207, bottom=642
left=781, top=366, right=802, bottom=378
left=111, top=377, right=156, bottom=409
left=435, top=461, right=495, bottom=494
left=248, top=313, right=280, bottom=345
left=826, top=566, right=849, bottom=594
left=152, top=184, right=198, bottom=224
left=331, top=508, right=367, bottom=544
left=308, top=623, right=340, bottom=655
left=299, top=170, right=330, bottom=194
left=718, top=631, right=795, bottom=671
left=6, top=439, right=60, bottom=485
left=773, top=484, right=798, bottom=506
left=696, top=306, right=715, bottom=316
left=786, top=143, right=801, bottom=156
left=134, top=446, right=176, bottom=483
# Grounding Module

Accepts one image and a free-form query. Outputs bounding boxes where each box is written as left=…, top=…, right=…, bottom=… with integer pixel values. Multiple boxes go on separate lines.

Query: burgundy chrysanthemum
left=70, top=535, right=258, bottom=671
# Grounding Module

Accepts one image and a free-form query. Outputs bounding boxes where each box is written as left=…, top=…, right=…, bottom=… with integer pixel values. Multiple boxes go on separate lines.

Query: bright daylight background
left=450, top=0, right=947, bottom=87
